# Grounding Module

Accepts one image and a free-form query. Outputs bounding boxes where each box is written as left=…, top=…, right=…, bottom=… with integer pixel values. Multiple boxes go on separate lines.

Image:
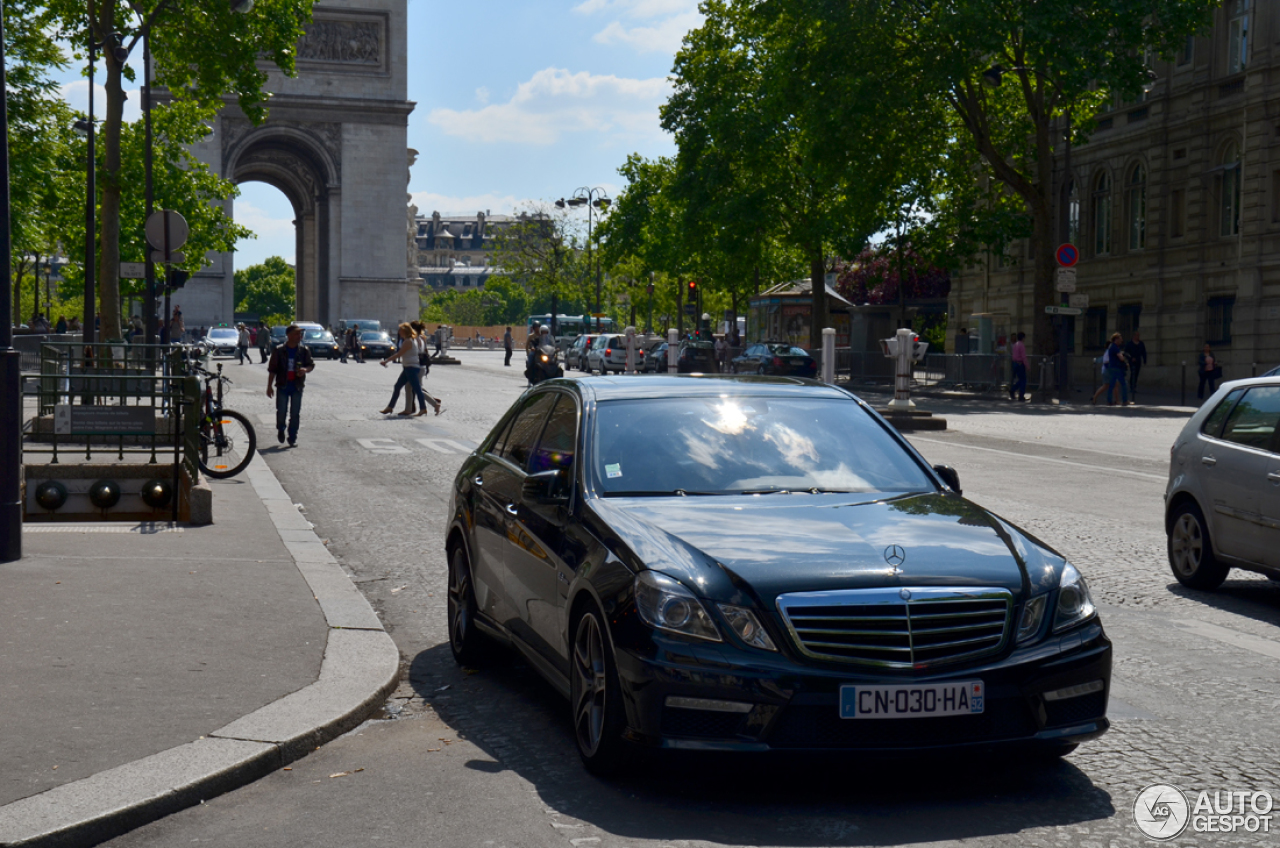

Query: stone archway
left=179, top=0, right=417, bottom=331
left=225, top=123, right=340, bottom=324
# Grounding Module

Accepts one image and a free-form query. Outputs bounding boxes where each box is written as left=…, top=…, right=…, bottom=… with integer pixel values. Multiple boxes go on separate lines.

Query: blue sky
left=56, top=0, right=699, bottom=268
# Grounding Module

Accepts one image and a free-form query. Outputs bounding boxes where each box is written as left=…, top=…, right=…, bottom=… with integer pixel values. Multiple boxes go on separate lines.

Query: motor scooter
left=526, top=343, right=564, bottom=386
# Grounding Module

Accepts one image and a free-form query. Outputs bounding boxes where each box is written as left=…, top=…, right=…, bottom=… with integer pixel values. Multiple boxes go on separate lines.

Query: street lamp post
left=555, top=187, right=610, bottom=331
left=1, top=1, right=21, bottom=561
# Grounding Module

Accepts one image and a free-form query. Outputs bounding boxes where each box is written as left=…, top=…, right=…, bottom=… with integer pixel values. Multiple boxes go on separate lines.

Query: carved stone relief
left=222, top=117, right=342, bottom=185
left=297, top=18, right=383, bottom=67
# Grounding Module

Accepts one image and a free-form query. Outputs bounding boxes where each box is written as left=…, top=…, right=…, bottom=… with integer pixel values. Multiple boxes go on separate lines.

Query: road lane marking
left=356, top=438, right=410, bottom=455
left=415, top=438, right=475, bottom=454
left=1171, top=619, right=1280, bottom=662
left=910, top=436, right=1166, bottom=481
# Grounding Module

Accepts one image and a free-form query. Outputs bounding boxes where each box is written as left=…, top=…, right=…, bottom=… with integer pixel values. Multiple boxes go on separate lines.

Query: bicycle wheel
left=198, top=409, right=257, bottom=479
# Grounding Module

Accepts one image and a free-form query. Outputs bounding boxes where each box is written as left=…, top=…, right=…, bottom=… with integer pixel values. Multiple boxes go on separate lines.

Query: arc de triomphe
left=181, top=0, right=417, bottom=331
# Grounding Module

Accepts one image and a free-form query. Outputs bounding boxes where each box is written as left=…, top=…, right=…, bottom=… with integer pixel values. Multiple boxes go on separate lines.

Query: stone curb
left=0, top=456, right=400, bottom=848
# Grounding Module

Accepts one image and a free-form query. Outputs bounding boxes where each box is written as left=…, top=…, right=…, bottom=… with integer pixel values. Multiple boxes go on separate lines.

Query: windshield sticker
left=605, top=463, right=623, bottom=479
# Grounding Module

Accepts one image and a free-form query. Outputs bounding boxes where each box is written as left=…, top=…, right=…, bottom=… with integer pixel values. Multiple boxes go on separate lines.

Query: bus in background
left=527, top=314, right=616, bottom=348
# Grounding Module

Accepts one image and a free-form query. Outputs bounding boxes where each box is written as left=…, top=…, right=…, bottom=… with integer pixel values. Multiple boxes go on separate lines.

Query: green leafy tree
left=47, top=0, right=312, bottom=340
left=852, top=0, right=1216, bottom=352
left=488, top=205, right=587, bottom=312
left=234, top=256, right=294, bottom=324
left=662, top=1, right=934, bottom=352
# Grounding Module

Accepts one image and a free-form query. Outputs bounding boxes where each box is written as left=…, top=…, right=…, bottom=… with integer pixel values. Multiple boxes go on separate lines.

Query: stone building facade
left=949, top=0, right=1280, bottom=390
left=415, top=211, right=519, bottom=290
left=180, top=0, right=417, bottom=332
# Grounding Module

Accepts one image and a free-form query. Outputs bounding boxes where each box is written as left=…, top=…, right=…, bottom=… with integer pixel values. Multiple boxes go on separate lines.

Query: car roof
left=563, top=374, right=851, bottom=403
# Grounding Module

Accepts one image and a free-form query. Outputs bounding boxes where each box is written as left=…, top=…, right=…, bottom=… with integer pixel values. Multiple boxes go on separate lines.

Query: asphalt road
left=105, top=351, right=1280, bottom=848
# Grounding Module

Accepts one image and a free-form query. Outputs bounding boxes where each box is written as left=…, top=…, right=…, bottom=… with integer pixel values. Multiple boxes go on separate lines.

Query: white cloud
left=233, top=199, right=296, bottom=266
left=573, top=0, right=702, bottom=54
left=475, top=86, right=490, bottom=105
left=591, top=12, right=702, bottom=53
left=408, top=192, right=532, bottom=217
left=427, top=67, right=670, bottom=146
left=60, top=80, right=142, bottom=124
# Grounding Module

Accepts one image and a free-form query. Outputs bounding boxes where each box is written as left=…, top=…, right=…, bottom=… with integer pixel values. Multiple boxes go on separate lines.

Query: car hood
left=589, top=493, right=1058, bottom=605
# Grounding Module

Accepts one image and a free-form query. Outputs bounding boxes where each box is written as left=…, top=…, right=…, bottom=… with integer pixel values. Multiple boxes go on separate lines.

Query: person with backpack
left=379, top=322, right=438, bottom=416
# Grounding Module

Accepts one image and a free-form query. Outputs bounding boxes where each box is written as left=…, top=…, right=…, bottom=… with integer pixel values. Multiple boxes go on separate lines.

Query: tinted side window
left=498, top=393, right=557, bottom=469
left=1201, top=389, right=1245, bottom=439
left=1220, top=387, right=1280, bottom=450
left=529, top=395, right=579, bottom=474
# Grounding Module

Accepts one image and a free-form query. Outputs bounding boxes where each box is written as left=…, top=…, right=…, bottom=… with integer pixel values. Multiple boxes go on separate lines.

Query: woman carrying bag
left=379, top=323, right=438, bottom=416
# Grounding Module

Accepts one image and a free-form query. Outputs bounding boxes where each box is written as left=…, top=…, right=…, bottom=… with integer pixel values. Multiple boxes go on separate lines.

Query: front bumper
left=613, top=620, right=1111, bottom=753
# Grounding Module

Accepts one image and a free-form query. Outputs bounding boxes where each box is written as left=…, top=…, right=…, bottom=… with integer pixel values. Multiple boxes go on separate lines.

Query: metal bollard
left=1181, top=361, right=1187, bottom=407
left=667, top=328, right=678, bottom=374
left=821, top=327, right=835, bottom=384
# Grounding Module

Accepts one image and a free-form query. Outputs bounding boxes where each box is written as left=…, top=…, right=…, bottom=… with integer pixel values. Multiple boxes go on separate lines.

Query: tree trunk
left=1031, top=204, right=1057, bottom=357
left=97, top=0, right=124, bottom=342
left=808, top=250, right=825, bottom=355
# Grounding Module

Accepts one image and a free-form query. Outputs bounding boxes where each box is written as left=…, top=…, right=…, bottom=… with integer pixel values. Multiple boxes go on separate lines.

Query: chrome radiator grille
left=775, top=587, right=1012, bottom=668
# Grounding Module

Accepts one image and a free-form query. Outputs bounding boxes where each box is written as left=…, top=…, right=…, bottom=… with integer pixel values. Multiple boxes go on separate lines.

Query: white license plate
left=839, top=681, right=985, bottom=719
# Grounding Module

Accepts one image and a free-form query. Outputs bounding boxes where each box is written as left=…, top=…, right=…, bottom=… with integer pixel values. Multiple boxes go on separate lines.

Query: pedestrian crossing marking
left=357, top=438, right=411, bottom=455
left=415, top=438, right=475, bottom=454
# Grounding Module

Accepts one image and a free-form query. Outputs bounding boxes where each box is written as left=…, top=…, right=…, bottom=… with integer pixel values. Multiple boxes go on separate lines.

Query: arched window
left=1092, top=172, right=1112, bottom=255
left=1220, top=142, right=1241, bottom=237
left=1126, top=164, right=1146, bottom=250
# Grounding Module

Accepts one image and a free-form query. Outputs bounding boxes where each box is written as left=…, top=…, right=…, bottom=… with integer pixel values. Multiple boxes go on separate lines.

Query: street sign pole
left=1054, top=244, right=1078, bottom=406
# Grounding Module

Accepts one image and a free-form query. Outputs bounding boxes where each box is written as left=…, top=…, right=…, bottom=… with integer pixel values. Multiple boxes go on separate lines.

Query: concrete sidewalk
left=0, top=458, right=400, bottom=847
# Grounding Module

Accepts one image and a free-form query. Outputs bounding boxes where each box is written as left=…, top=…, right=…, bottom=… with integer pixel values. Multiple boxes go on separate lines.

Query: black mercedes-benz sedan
left=445, top=375, right=1110, bottom=774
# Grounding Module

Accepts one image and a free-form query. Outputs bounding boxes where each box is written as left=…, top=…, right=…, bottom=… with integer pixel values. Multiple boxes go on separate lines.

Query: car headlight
left=718, top=604, right=777, bottom=651
left=634, top=571, right=721, bottom=642
left=1053, top=562, right=1096, bottom=633
left=1016, top=594, right=1047, bottom=644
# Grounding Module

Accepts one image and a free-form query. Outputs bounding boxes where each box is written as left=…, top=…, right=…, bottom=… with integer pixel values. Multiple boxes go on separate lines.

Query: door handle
left=506, top=504, right=519, bottom=516
left=1268, top=472, right=1280, bottom=484
left=474, top=475, right=484, bottom=486
left=1201, top=456, right=1217, bottom=467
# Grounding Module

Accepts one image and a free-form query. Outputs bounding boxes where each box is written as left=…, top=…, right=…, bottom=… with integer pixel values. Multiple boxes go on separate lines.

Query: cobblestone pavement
left=107, top=353, right=1280, bottom=848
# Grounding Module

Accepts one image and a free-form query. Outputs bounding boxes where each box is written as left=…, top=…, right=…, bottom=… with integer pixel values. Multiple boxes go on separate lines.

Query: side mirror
left=932, top=464, right=962, bottom=495
left=522, top=469, right=568, bottom=504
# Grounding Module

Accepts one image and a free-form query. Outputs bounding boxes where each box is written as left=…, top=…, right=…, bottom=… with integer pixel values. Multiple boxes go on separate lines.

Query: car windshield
left=208, top=329, right=237, bottom=340
left=304, top=330, right=331, bottom=341
left=362, top=331, right=390, bottom=342
left=767, top=344, right=810, bottom=356
left=593, top=396, right=934, bottom=495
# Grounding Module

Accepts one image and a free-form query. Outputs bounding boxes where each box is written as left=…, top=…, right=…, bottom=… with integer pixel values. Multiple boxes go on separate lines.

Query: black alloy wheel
left=571, top=602, right=628, bottom=775
left=1168, top=501, right=1229, bottom=589
left=448, top=546, right=490, bottom=665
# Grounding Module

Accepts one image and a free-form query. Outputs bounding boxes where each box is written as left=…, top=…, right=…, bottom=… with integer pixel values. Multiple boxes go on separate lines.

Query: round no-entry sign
left=1055, top=243, right=1079, bottom=267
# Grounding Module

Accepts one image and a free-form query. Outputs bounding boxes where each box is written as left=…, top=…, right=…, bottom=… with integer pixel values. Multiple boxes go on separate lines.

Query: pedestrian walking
left=379, top=322, right=439, bottom=416
left=1009, top=331, right=1028, bottom=402
left=258, top=321, right=271, bottom=363
left=1102, top=332, right=1130, bottom=406
left=55, top=315, right=68, bottom=334
left=714, top=334, right=726, bottom=373
left=236, top=323, right=251, bottom=364
left=1197, top=343, right=1221, bottom=400
left=266, top=324, right=315, bottom=447
left=402, top=320, right=443, bottom=415
left=503, top=326, right=514, bottom=366
left=171, top=306, right=184, bottom=343
left=1123, top=330, right=1147, bottom=400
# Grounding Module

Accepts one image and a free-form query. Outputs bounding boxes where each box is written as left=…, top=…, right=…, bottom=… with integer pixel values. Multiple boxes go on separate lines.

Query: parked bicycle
left=188, top=352, right=257, bottom=479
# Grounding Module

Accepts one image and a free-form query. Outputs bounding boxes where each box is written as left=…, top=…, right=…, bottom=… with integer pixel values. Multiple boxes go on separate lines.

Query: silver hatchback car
left=1165, top=376, right=1280, bottom=589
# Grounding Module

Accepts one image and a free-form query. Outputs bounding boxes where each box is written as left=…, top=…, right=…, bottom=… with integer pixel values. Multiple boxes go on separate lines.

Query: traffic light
left=168, top=270, right=189, bottom=290
left=687, top=279, right=698, bottom=299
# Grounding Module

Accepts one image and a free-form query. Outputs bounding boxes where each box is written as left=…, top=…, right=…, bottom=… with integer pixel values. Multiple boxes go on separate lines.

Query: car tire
left=1168, top=501, right=1229, bottom=590
left=570, top=600, right=630, bottom=776
left=447, top=545, right=492, bottom=666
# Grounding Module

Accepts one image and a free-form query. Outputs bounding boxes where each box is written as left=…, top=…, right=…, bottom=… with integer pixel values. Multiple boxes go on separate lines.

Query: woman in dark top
left=1104, top=332, right=1130, bottom=406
